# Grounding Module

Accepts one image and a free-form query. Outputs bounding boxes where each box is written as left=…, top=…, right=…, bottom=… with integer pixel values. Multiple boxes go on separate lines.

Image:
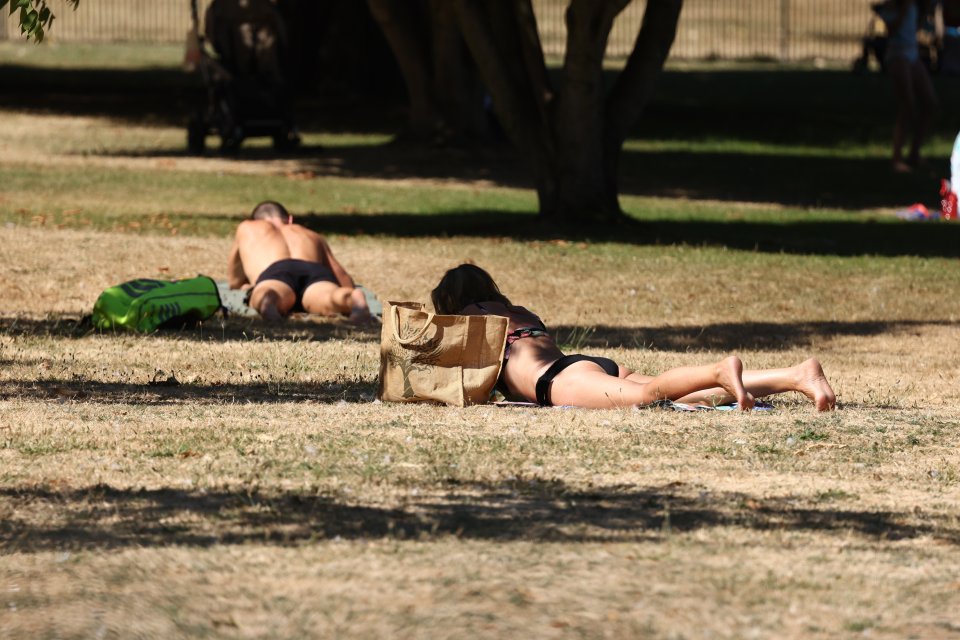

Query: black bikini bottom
left=534, top=354, right=619, bottom=406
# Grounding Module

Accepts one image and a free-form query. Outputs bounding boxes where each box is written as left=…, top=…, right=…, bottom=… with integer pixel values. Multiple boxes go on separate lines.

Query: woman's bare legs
left=675, top=357, right=836, bottom=411
left=548, top=356, right=753, bottom=410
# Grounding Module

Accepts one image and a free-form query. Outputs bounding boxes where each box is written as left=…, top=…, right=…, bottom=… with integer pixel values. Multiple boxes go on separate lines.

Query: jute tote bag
left=378, top=301, right=509, bottom=406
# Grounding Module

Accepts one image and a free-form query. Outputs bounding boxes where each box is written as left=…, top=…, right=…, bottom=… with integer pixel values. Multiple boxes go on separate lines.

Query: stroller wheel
left=273, top=130, right=301, bottom=152
left=220, top=127, right=243, bottom=154
left=187, top=117, right=207, bottom=155
left=221, top=137, right=241, bottom=154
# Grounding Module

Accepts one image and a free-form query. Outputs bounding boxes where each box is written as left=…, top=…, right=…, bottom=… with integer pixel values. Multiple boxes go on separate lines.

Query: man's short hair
left=250, top=201, right=290, bottom=221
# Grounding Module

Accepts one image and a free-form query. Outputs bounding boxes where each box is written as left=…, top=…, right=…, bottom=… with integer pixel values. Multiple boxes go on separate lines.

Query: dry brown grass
left=1, top=88, right=959, bottom=638
left=2, top=221, right=959, bottom=638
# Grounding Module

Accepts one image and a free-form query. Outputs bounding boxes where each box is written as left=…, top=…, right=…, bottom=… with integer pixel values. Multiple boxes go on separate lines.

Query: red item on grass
left=941, top=179, right=958, bottom=220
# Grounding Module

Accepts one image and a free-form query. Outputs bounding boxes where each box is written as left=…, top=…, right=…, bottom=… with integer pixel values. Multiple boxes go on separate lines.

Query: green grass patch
left=0, top=42, right=183, bottom=69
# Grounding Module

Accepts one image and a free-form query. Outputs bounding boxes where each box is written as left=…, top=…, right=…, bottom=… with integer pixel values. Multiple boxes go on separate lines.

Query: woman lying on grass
left=431, top=264, right=836, bottom=411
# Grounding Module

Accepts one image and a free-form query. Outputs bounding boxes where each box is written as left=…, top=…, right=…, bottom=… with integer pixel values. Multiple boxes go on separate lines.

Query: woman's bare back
left=460, top=301, right=564, bottom=399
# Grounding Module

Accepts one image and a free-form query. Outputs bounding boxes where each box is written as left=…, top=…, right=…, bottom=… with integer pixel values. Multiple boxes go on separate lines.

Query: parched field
left=2, top=46, right=960, bottom=639
left=6, top=224, right=960, bottom=640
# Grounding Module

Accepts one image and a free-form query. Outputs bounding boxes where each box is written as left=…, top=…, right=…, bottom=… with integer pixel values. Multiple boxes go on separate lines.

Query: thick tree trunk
left=414, top=0, right=682, bottom=223
left=367, top=0, right=438, bottom=137
left=429, top=0, right=488, bottom=139
left=368, top=0, right=493, bottom=141
left=602, top=0, right=684, bottom=213
left=455, top=0, right=558, bottom=212
left=552, top=0, right=630, bottom=222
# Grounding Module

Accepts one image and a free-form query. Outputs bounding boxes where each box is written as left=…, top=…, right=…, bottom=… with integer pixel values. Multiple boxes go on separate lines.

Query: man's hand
left=227, top=237, right=249, bottom=290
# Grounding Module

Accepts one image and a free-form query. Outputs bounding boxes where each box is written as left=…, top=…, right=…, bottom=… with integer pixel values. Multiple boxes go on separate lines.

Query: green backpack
left=92, top=276, right=223, bottom=333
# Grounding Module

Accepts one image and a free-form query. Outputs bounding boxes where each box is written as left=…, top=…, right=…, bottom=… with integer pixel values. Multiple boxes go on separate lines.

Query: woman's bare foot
left=795, top=358, right=836, bottom=411
left=716, top=356, right=754, bottom=411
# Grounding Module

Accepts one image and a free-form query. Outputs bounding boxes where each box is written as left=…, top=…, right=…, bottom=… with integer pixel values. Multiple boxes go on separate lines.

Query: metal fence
left=1, top=0, right=875, bottom=62
left=0, top=0, right=207, bottom=43
left=535, top=0, right=875, bottom=61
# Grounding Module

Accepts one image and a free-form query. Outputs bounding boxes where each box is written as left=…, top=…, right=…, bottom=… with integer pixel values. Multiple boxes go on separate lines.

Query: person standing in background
left=884, top=0, right=939, bottom=172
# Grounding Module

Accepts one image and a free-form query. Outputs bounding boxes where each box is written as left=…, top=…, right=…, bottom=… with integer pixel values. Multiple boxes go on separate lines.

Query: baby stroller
left=186, top=0, right=300, bottom=154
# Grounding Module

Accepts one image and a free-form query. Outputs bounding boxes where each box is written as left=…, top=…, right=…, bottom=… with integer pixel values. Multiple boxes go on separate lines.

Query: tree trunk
left=429, top=0, right=488, bottom=139
left=602, top=0, right=684, bottom=213
left=368, top=0, right=496, bottom=141
left=455, top=0, right=560, bottom=213
left=552, top=0, right=630, bottom=222
left=375, top=0, right=683, bottom=222
left=367, top=0, right=438, bottom=137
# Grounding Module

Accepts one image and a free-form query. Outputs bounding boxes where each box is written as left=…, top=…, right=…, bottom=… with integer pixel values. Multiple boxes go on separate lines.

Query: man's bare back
left=228, top=220, right=352, bottom=290
left=227, top=202, right=368, bottom=322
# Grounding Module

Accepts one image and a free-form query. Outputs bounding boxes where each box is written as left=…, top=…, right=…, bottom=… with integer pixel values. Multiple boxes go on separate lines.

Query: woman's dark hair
left=431, top=264, right=511, bottom=314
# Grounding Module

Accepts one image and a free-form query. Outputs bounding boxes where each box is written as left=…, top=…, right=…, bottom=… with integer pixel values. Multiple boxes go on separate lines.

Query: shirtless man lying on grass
left=228, top=201, right=370, bottom=322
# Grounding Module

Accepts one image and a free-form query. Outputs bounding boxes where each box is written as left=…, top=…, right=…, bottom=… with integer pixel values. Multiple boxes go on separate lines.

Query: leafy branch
left=2, top=0, right=79, bottom=43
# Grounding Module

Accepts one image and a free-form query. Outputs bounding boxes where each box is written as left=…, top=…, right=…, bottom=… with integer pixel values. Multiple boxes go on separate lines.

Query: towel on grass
left=215, top=281, right=383, bottom=319
left=493, top=399, right=774, bottom=411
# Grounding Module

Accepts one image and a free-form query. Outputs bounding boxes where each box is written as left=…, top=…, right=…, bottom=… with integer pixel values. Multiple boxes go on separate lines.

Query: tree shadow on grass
left=78, top=207, right=960, bottom=257
left=0, top=313, right=380, bottom=343
left=292, top=211, right=960, bottom=258
left=3, top=314, right=952, bottom=355
left=4, top=64, right=959, bottom=212
left=1, top=480, right=956, bottom=553
left=617, top=149, right=942, bottom=210
left=0, top=376, right=376, bottom=405
left=83, top=140, right=943, bottom=213
left=552, top=319, right=958, bottom=352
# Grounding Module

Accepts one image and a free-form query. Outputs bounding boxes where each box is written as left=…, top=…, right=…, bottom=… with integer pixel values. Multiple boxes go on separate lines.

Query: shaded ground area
left=1, top=481, right=955, bottom=552
left=0, top=313, right=378, bottom=342
left=552, top=319, right=960, bottom=352
left=292, top=212, right=960, bottom=257
left=3, top=64, right=959, bottom=212
left=12, top=206, right=955, bottom=257
left=85, top=145, right=944, bottom=213
left=4, top=314, right=955, bottom=353
left=0, top=377, right=375, bottom=405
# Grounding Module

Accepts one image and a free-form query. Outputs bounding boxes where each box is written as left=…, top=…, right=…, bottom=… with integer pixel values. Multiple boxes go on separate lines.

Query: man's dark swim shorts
left=254, top=258, right=338, bottom=312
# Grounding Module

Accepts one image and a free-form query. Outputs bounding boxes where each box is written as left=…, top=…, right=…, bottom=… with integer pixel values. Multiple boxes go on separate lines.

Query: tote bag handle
left=391, top=304, right=436, bottom=345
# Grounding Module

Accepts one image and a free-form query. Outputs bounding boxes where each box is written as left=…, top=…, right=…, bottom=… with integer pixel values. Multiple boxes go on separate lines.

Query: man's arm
left=227, top=237, right=250, bottom=290
left=319, top=238, right=355, bottom=289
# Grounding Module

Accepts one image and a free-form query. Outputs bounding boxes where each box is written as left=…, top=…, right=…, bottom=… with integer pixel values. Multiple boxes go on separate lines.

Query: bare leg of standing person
left=889, top=56, right=916, bottom=172
left=907, top=58, right=938, bottom=166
